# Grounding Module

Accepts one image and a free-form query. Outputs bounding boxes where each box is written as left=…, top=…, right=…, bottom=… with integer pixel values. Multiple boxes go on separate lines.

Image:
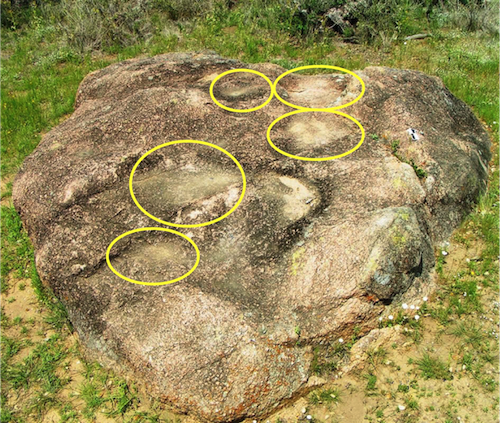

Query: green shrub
left=49, top=0, right=153, bottom=52
left=278, top=0, right=337, bottom=36
left=151, top=0, right=216, bottom=20
left=350, top=0, right=428, bottom=44
left=3, top=0, right=498, bottom=48
left=1, top=0, right=63, bottom=29
left=2, top=0, right=34, bottom=28
left=1, top=0, right=16, bottom=28
left=433, top=0, right=499, bottom=34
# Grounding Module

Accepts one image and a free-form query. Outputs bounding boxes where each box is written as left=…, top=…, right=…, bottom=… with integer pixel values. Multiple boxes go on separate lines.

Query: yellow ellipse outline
left=272, top=65, right=366, bottom=111
left=266, top=110, right=365, bottom=162
left=209, top=69, right=274, bottom=113
left=106, top=227, right=200, bottom=286
left=129, top=140, right=246, bottom=228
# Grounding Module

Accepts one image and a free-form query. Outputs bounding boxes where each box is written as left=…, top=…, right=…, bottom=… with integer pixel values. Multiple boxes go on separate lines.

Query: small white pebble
left=389, top=315, right=394, bottom=320
left=463, top=292, right=467, bottom=297
left=466, top=258, right=470, bottom=262
left=378, top=317, right=383, bottom=321
left=442, top=251, right=448, bottom=256
left=410, top=305, right=415, bottom=310
left=402, top=303, right=409, bottom=309
left=414, top=315, right=420, bottom=320
left=301, top=408, right=306, bottom=414
left=462, top=365, right=466, bottom=370
left=338, top=338, right=344, bottom=343
left=423, top=296, right=428, bottom=302
left=306, top=416, right=312, bottom=421
left=404, top=42, right=407, bottom=45
left=416, top=306, right=420, bottom=310
left=253, top=420, right=257, bottom=423
left=398, top=404, right=406, bottom=411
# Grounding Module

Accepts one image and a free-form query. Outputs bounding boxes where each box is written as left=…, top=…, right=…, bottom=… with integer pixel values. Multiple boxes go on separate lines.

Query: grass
left=1, top=1, right=498, bottom=422
left=364, top=373, right=378, bottom=391
left=310, top=327, right=364, bottom=375
left=0, top=46, right=108, bottom=176
left=1, top=333, right=70, bottom=419
left=30, top=263, right=69, bottom=330
left=309, top=387, right=341, bottom=406
left=0, top=206, right=33, bottom=288
left=379, top=308, right=424, bottom=344
left=405, top=396, right=419, bottom=410
left=75, top=361, right=141, bottom=419
left=416, top=353, right=452, bottom=381
left=398, top=384, right=410, bottom=393
left=366, top=347, right=388, bottom=368
left=1, top=317, right=162, bottom=422
left=80, top=380, right=107, bottom=419
left=451, top=322, right=486, bottom=351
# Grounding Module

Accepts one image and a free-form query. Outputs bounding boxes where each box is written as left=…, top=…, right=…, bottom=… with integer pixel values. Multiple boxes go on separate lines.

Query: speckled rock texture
left=13, top=52, right=490, bottom=421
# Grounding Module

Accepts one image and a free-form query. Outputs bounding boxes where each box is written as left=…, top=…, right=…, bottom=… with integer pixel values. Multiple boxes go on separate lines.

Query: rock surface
left=13, top=52, right=490, bottom=421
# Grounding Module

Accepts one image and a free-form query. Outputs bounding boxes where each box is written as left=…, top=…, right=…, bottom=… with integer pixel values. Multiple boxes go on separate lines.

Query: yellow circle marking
left=266, top=110, right=365, bottom=162
left=130, top=140, right=246, bottom=228
left=106, top=227, right=200, bottom=286
left=272, top=65, right=365, bottom=111
left=210, top=69, right=273, bottom=113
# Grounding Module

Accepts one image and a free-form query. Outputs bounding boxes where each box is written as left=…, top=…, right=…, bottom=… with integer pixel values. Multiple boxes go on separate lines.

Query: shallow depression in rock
left=131, top=143, right=244, bottom=226
left=211, top=71, right=272, bottom=110
left=107, top=230, right=197, bottom=284
left=269, top=110, right=362, bottom=159
left=275, top=71, right=351, bottom=109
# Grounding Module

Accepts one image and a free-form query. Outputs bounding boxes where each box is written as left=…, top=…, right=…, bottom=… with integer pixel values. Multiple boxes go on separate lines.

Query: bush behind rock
left=48, top=0, right=153, bottom=53
left=433, top=0, right=499, bottom=35
left=2, top=0, right=498, bottom=50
